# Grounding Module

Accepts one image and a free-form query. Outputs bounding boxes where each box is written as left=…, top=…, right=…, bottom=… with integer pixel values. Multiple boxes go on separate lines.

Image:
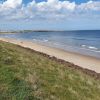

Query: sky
left=0, top=0, right=100, bottom=31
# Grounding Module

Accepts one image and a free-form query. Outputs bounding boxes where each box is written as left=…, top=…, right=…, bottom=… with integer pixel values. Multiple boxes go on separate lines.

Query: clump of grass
left=0, top=41, right=100, bottom=100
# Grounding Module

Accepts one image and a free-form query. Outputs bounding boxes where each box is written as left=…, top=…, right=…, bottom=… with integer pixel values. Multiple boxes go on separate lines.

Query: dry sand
left=0, top=37, right=100, bottom=73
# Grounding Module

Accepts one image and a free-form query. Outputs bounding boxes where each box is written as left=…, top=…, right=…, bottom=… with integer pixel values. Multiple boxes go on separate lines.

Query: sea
left=0, top=30, right=100, bottom=58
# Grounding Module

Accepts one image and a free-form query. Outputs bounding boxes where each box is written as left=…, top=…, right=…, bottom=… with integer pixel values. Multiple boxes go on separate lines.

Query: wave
left=81, top=45, right=100, bottom=52
left=43, top=39, right=49, bottom=42
left=33, top=39, right=37, bottom=41
left=71, top=38, right=87, bottom=41
left=33, top=38, right=49, bottom=42
left=32, top=38, right=100, bottom=53
left=88, top=46, right=98, bottom=50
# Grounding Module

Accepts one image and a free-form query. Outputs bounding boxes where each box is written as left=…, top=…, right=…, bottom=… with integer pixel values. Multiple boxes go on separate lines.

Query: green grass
left=0, top=41, right=100, bottom=100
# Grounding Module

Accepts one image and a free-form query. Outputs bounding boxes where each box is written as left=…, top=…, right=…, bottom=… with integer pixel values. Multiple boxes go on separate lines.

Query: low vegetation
left=0, top=41, right=100, bottom=100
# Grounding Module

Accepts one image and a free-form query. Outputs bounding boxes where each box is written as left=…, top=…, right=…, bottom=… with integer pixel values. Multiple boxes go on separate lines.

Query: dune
left=0, top=37, right=100, bottom=73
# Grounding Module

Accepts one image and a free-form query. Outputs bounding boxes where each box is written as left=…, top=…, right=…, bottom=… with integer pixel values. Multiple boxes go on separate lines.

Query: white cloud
left=78, top=1, right=100, bottom=11
left=3, top=0, right=22, bottom=8
left=0, top=0, right=100, bottom=21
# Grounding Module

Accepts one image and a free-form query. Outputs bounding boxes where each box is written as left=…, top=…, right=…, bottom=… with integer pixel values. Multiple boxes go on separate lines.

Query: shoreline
left=0, top=37, right=100, bottom=74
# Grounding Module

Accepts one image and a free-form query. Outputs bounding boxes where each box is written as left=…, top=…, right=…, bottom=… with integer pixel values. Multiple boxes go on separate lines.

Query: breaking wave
left=81, top=45, right=100, bottom=52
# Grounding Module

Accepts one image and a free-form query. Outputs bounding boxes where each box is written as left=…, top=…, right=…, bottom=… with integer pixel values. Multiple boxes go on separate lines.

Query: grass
left=0, top=41, right=100, bottom=100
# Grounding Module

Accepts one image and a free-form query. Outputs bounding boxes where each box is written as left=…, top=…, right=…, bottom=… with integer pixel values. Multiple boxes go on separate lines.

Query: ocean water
left=0, top=30, right=100, bottom=58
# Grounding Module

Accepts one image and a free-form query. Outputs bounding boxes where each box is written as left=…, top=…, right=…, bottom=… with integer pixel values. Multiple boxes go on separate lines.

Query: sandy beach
left=0, top=37, right=100, bottom=73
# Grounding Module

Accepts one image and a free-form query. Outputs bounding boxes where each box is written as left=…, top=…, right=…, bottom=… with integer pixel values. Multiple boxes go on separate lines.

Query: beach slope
left=0, top=37, right=100, bottom=73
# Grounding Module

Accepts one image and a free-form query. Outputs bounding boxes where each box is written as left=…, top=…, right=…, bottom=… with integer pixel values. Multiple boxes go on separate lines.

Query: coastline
left=0, top=37, right=100, bottom=74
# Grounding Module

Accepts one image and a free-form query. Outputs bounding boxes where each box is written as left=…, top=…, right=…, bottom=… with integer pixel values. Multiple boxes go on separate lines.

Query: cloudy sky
left=0, top=0, right=100, bottom=30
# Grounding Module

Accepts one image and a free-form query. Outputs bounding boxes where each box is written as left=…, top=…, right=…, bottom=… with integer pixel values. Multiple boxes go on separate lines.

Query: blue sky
left=0, top=0, right=100, bottom=31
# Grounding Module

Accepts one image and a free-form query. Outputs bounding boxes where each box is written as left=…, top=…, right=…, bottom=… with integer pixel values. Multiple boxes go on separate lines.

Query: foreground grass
left=0, top=41, right=100, bottom=100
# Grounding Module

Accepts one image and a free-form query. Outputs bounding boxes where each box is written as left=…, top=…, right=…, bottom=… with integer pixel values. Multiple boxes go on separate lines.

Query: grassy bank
left=0, top=41, right=100, bottom=100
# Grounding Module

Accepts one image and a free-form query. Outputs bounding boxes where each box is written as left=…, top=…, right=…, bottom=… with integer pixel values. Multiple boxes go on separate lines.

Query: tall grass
left=0, top=41, right=100, bottom=100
